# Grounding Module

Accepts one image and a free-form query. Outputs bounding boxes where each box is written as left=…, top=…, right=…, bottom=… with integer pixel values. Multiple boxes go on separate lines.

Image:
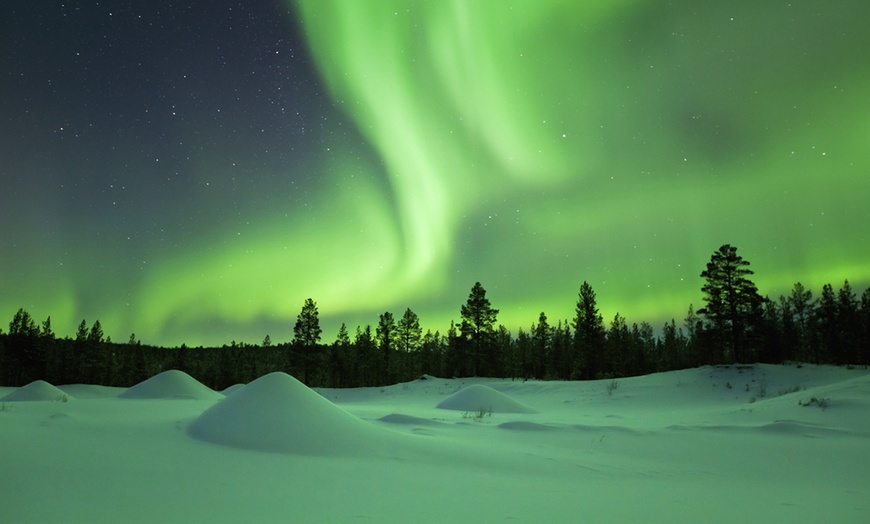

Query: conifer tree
left=41, top=316, right=54, bottom=339
left=460, top=282, right=499, bottom=376
left=292, top=298, right=322, bottom=384
left=698, top=244, right=762, bottom=363
left=789, top=282, right=814, bottom=362
left=88, top=320, right=104, bottom=344
left=376, top=311, right=396, bottom=383
left=396, top=308, right=422, bottom=353
left=531, top=312, right=550, bottom=379
left=573, top=281, right=605, bottom=379
left=76, top=320, right=89, bottom=343
left=293, top=298, right=321, bottom=348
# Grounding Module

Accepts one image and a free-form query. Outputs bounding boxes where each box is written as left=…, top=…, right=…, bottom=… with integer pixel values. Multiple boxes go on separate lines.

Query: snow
left=1, top=364, right=869, bottom=522
left=118, top=369, right=224, bottom=400
left=436, top=383, right=536, bottom=413
left=0, top=379, right=71, bottom=402
left=188, top=372, right=396, bottom=455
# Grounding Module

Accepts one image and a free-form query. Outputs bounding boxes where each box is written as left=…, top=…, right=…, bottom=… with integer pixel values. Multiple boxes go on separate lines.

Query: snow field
left=1, top=363, right=868, bottom=522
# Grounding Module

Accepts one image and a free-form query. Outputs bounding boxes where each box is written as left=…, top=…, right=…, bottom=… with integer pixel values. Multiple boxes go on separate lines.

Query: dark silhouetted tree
left=376, top=311, right=396, bottom=383
left=40, top=316, right=54, bottom=339
left=531, top=312, right=550, bottom=379
left=293, top=298, right=322, bottom=383
left=76, top=320, right=89, bottom=343
left=860, top=288, right=870, bottom=365
left=573, top=281, right=606, bottom=379
left=88, top=320, right=104, bottom=344
left=396, top=308, right=422, bottom=353
left=6, top=308, right=41, bottom=384
left=698, top=244, right=762, bottom=363
left=814, top=283, right=838, bottom=364
left=605, top=313, right=629, bottom=377
left=293, top=298, right=322, bottom=348
left=789, top=282, right=814, bottom=362
left=460, top=282, right=499, bottom=376
left=837, top=280, right=859, bottom=364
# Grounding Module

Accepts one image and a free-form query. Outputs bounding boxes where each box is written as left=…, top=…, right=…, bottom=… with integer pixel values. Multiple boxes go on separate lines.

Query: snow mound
left=379, top=413, right=444, bottom=426
left=187, top=372, right=384, bottom=455
left=221, top=383, right=245, bottom=395
left=119, top=370, right=223, bottom=400
left=436, top=384, right=536, bottom=413
left=0, top=380, right=71, bottom=402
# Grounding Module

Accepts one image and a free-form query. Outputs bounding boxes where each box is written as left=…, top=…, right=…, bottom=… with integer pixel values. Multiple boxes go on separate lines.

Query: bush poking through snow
left=777, top=385, right=802, bottom=396
left=462, top=407, right=492, bottom=421
left=0, top=403, right=12, bottom=412
left=607, top=380, right=620, bottom=396
left=799, top=397, right=829, bottom=410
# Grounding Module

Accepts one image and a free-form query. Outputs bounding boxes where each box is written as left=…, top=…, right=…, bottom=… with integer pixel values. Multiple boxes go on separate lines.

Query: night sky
left=2, top=1, right=868, bottom=347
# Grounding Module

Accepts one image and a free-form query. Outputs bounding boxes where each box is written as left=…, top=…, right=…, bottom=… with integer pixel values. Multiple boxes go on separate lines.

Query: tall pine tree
left=698, top=244, right=762, bottom=363
left=460, top=282, right=499, bottom=376
left=573, top=281, right=606, bottom=379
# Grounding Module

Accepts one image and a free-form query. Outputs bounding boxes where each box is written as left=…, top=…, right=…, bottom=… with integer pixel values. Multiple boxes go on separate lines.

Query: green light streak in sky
left=5, top=1, right=867, bottom=346
left=141, top=0, right=870, bottom=343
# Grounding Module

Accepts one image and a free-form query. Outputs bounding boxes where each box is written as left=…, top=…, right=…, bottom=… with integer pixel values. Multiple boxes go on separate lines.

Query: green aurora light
left=1, top=1, right=868, bottom=346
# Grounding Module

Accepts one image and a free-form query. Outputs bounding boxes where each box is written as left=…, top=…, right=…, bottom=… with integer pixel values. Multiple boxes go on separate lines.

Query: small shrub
left=0, top=403, right=13, bottom=412
left=606, top=380, right=620, bottom=396
left=799, top=397, right=829, bottom=410
left=462, top=407, right=492, bottom=421
left=755, top=377, right=768, bottom=399
left=725, top=382, right=733, bottom=390
left=777, top=385, right=802, bottom=396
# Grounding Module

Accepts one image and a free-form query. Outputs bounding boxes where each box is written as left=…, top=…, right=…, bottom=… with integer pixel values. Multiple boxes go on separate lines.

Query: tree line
left=1, top=245, right=868, bottom=389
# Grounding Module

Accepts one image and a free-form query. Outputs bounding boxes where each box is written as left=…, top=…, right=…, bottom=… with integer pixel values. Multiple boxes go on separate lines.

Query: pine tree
left=376, top=311, right=396, bottom=383
left=859, top=288, right=870, bottom=365
left=396, top=308, right=422, bottom=353
left=76, top=319, right=89, bottom=343
left=531, top=312, right=550, bottom=379
left=814, top=283, right=839, bottom=364
left=606, top=313, right=629, bottom=377
left=9, top=308, right=38, bottom=337
left=292, top=298, right=321, bottom=384
left=41, top=316, right=54, bottom=339
left=836, top=280, right=859, bottom=364
left=460, top=282, right=499, bottom=376
left=573, top=281, right=605, bottom=379
left=88, top=320, right=104, bottom=344
left=789, top=282, right=814, bottom=362
left=698, top=244, right=762, bottom=363
left=293, top=298, right=321, bottom=348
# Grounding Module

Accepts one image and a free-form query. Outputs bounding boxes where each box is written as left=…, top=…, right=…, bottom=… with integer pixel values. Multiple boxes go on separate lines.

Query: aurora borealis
left=2, top=1, right=868, bottom=347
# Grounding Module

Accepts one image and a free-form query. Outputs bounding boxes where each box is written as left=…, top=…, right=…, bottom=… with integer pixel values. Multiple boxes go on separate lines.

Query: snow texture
left=119, top=369, right=223, bottom=400
left=0, top=379, right=71, bottom=402
left=436, top=383, right=536, bottom=413
left=188, top=372, right=389, bottom=455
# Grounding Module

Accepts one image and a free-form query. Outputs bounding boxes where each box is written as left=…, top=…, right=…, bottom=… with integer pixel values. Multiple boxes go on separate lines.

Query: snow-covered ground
left=2, top=364, right=868, bottom=522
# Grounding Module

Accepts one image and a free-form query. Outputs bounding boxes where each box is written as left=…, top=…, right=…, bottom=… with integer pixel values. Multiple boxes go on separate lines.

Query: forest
left=2, top=245, right=868, bottom=389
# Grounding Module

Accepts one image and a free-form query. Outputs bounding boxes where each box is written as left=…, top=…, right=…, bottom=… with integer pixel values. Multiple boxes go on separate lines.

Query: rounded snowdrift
left=119, top=370, right=223, bottom=400
left=187, top=372, right=384, bottom=455
left=436, top=384, right=536, bottom=414
left=221, top=383, right=245, bottom=395
left=0, top=380, right=71, bottom=402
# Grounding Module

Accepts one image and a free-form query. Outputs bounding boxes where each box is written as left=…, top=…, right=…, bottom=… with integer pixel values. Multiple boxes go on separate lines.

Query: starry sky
left=2, top=1, right=868, bottom=347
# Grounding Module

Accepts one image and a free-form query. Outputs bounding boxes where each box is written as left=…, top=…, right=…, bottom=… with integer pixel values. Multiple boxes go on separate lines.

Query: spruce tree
left=376, top=311, right=396, bottom=383
left=573, top=281, right=605, bottom=379
left=293, top=298, right=321, bottom=348
left=460, top=282, right=499, bottom=376
left=698, top=244, right=762, bottom=363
